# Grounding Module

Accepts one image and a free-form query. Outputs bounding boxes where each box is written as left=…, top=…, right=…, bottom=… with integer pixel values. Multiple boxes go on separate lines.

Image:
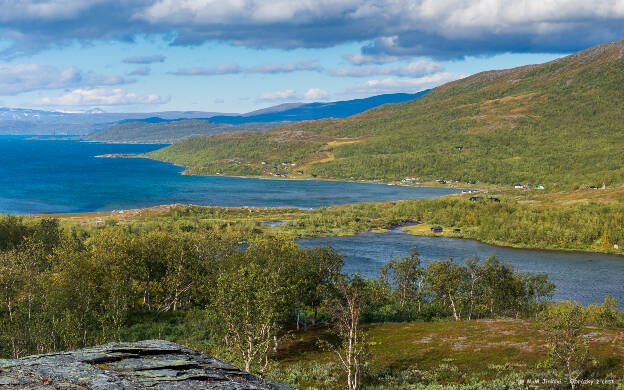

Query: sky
left=0, top=1, right=623, bottom=113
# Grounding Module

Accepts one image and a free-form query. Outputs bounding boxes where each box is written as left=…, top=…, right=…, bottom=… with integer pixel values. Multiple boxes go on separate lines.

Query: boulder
left=0, top=340, right=293, bottom=389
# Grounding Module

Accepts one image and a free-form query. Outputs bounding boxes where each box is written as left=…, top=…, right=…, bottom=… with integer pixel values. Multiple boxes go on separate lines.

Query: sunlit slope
left=149, top=40, right=624, bottom=188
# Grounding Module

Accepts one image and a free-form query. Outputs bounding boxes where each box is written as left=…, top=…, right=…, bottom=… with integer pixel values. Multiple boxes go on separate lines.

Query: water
left=298, top=228, right=624, bottom=305
left=0, top=136, right=464, bottom=214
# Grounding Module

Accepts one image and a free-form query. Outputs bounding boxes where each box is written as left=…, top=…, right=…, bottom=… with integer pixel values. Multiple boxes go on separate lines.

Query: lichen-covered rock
left=0, top=340, right=294, bottom=389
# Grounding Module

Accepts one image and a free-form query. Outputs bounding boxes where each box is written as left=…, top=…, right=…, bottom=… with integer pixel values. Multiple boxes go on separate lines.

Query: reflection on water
left=298, top=228, right=624, bottom=305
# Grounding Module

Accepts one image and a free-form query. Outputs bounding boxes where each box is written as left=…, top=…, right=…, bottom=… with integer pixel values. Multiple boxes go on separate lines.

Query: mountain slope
left=207, top=92, right=430, bottom=124
left=149, top=40, right=624, bottom=189
left=81, top=120, right=287, bottom=144
left=85, top=92, right=427, bottom=143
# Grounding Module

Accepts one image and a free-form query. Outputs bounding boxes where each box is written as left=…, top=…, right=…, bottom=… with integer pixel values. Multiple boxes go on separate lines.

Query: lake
left=298, top=228, right=624, bottom=305
left=0, top=136, right=464, bottom=214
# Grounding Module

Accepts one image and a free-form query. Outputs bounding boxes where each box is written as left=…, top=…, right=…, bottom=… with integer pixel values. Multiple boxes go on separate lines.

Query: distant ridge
left=84, top=92, right=430, bottom=143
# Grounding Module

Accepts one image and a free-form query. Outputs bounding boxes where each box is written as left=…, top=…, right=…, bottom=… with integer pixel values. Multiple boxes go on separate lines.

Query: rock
left=0, top=340, right=293, bottom=389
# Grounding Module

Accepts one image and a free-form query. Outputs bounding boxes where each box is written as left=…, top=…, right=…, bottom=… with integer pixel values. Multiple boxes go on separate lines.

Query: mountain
left=207, top=92, right=430, bottom=124
left=83, top=92, right=428, bottom=143
left=148, top=39, right=624, bottom=189
left=81, top=120, right=288, bottom=144
left=0, top=109, right=231, bottom=135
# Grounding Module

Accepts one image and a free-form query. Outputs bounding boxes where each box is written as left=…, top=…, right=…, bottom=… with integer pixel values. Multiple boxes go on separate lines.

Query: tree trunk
left=449, top=294, right=460, bottom=321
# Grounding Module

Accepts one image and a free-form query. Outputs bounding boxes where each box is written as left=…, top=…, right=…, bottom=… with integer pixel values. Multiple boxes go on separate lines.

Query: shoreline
left=27, top=203, right=624, bottom=258
left=100, top=153, right=485, bottom=190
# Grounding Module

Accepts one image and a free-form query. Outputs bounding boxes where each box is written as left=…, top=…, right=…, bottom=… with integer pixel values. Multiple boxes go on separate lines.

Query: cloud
left=172, top=60, right=321, bottom=76
left=122, top=55, right=166, bottom=64
left=127, top=66, right=151, bottom=76
left=331, top=60, right=444, bottom=78
left=257, top=87, right=329, bottom=102
left=257, top=89, right=298, bottom=101
left=36, top=87, right=170, bottom=106
left=304, top=88, right=329, bottom=100
left=345, top=72, right=466, bottom=96
left=345, top=53, right=401, bottom=65
left=0, top=64, right=133, bottom=95
left=1, top=1, right=624, bottom=59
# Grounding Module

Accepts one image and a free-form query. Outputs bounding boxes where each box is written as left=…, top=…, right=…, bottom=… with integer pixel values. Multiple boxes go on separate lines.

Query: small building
left=453, top=228, right=461, bottom=233
left=430, top=226, right=443, bottom=233
left=487, top=197, right=500, bottom=202
left=95, top=219, right=104, bottom=226
left=514, top=184, right=524, bottom=189
left=469, top=196, right=483, bottom=201
left=261, top=161, right=268, bottom=165
left=455, top=146, right=463, bottom=150
left=437, top=180, right=447, bottom=184
left=465, top=180, right=476, bottom=185
left=296, top=170, right=304, bottom=175
left=281, top=161, right=290, bottom=166
left=536, top=184, right=545, bottom=190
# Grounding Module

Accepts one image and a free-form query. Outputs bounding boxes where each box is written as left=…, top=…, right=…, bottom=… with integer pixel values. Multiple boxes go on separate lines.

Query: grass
left=271, top=319, right=624, bottom=389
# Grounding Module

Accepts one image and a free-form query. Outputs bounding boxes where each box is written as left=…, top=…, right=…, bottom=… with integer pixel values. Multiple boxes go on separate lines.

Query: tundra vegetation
left=1, top=215, right=623, bottom=389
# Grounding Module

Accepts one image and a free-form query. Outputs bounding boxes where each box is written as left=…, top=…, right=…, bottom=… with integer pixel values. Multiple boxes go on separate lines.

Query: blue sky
left=0, top=1, right=622, bottom=113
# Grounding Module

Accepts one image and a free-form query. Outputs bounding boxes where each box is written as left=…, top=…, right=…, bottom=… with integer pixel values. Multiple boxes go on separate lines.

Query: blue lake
left=298, top=228, right=624, bottom=305
left=0, top=136, right=463, bottom=214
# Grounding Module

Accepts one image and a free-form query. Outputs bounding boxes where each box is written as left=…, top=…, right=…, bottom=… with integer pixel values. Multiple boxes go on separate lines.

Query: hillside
left=82, top=119, right=286, bottom=144
left=149, top=40, right=624, bottom=189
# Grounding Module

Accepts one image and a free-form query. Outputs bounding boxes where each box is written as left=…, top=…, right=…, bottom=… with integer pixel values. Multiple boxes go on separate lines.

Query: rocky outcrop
left=0, top=340, right=293, bottom=389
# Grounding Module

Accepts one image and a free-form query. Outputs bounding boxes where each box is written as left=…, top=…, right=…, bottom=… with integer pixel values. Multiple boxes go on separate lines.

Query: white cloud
left=346, top=72, right=466, bottom=96
left=172, top=60, right=321, bottom=76
left=331, top=60, right=444, bottom=78
left=257, top=87, right=329, bottom=102
left=2, top=1, right=624, bottom=59
left=0, top=64, right=133, bottom=95
left=304, top=88, right=328, bottom=100
left=36, top=87, right=170, bottom=106
left=257, top=89, right=298, bottom=101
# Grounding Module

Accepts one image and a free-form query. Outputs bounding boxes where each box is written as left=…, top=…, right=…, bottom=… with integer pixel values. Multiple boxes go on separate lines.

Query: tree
left=294, top=245, right=344, bottom=329
left=331, top=273, right=370, bottom=390
left=426, top=258, right=467, bottom=321
left=540, top=302, right=589, bottom=390
left=208, top=237, right=297, bottom=373
left=379, top=247, right=424, bottom=311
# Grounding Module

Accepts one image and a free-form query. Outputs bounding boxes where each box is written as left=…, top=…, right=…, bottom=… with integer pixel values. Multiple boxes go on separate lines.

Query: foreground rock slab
left=0, top=340, right=293, bottom=389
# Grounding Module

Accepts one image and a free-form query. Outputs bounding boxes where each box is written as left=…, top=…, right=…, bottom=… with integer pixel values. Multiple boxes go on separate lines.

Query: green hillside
left=84, top=120, right=286, bottom=143
left=149, top=40, right=624, bottom=188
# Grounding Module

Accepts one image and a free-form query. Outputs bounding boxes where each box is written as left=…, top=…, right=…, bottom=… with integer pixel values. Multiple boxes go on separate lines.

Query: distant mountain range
left=0, top=108, right=231, bottom=135
left=0, top=92, right=428, bottom=138
left=77, top=92, right=429, bottom=143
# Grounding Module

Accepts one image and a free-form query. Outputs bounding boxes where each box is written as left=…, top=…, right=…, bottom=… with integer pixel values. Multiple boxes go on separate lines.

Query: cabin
left=455, top=146, right=463, bottom=150
left=453, top=228, right=461, bottom=233
left=261, top=161, right=268, bottom=165
left=296, top=170, right=304, bottom=175
left=95, top=219, right=104, bottom=226
left=281, top=162, right=290, bottom=166
left=469, top=196, right=483, bottom=201
left=430, top=226, right=443, bottom=233
left=589, top=185, right=599, bottom=189
left=536, top=184, right=545, bottom=190
left=514, top=184, right=524, bottom=189
left=311, top=174, right=317, bottom=178
left=437, top=180, right=447, bottom=184
left=465, top=180, right=476, bottom=185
